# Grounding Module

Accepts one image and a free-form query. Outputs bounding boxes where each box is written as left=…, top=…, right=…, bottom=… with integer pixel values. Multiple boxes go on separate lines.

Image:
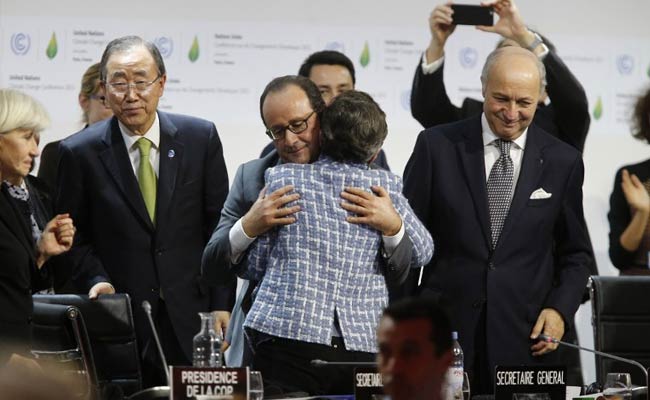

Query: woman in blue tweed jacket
left=242, top=90, right=433, bottom=395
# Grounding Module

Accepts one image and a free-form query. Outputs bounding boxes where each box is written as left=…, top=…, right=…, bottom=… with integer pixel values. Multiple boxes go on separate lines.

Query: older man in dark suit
left=403, top=46, right=591, bottom=394
left=56, top=36, right=231, bottom=386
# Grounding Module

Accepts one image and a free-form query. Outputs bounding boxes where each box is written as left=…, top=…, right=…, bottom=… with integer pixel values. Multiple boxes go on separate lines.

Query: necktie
left=136, top=138, right=157, bottom=223
left=487, top=139, right=514, bottom=249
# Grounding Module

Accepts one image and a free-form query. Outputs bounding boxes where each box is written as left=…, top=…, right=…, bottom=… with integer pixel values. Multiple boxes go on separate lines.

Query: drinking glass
left=603, top=372, right=632, bottom=400
left=462, top=372, right=471, bottom=400
left=249, top=370, right=264, bottom=400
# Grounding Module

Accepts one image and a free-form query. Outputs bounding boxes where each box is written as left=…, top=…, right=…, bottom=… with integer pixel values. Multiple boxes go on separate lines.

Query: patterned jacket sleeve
left=389, top=175, right=434, bottom=267
left=241, top=229, right=274, bottom=281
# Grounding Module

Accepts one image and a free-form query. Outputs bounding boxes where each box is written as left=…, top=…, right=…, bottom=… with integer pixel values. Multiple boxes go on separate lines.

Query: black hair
left=383, top=297, right=453, bottom=357
left=258, top=75, right=326, bottom=126
left=298, top=50, right=356, bottom=84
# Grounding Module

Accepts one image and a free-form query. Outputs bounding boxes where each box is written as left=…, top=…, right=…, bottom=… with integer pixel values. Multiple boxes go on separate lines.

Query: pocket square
left=529, top=188, right=552, bottom=200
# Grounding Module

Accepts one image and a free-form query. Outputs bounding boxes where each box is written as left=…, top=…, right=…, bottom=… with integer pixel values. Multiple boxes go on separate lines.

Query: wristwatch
left=526, top=32, right=544, bottom=51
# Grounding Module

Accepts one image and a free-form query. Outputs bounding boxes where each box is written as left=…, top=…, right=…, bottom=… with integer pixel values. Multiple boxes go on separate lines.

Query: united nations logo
left=324, top=41, right=345, bottom=53
left=459, top=47, right=478, bottom=69
left=616, top=55, right=634, bottom=75
left=153, top=36, right=174, bottom=59
left=10, top=33, right=31, bottom=56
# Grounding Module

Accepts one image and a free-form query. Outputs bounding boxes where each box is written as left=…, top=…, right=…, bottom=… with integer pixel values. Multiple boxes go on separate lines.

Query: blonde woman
left=0, top=89, right=75, bottom=363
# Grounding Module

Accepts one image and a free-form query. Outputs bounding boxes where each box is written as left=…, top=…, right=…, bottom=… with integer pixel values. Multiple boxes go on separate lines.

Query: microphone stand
left=539, top=334, right=648, bottom=400
left=311, top=359, right=377, bottom=367
left=142, top=301, right=170, bottom=385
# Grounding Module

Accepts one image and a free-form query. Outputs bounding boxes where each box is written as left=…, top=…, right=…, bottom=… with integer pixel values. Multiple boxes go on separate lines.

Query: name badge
left=495, top=365, right=566, bottom=400
left=354, top=367, right=386, bottom=400
left=170, top=366, right=249, bottom=400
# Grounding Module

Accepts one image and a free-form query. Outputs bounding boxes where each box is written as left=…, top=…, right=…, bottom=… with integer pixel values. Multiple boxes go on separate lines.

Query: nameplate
left=170, top=366, right=249, bottom=400
left=495, top=365, right=566, bottom=400
left=354, top=367, right=386, bottom=400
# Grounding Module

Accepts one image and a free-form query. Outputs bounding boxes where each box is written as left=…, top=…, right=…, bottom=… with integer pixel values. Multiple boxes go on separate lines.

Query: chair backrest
left=589, top=276, right=650, bottom=385
left=31, top=302, right=99, bottom=400
left=33, top=294, right=143, bottom=396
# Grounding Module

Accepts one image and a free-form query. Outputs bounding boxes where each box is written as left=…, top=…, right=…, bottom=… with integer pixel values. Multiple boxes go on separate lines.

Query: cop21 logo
left=153, top=36, right=174, bottom=59
left=459, top=47, right=478, bottom=69
left=10, top=33, right=31, bottom=55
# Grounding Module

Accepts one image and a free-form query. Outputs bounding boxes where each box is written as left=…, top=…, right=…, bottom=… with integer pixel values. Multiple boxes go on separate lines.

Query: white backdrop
left=2, top=0, right=650, bottom=383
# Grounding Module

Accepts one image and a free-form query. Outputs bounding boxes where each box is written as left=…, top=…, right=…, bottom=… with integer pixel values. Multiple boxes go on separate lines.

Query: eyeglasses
left=104, top=75, right=161, bottom=95
left=265, top=111, right=315, bottom=141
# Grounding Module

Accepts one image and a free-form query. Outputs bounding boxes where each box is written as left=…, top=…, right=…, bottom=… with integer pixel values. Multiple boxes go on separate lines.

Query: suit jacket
left=608, top=160, right=650, bottom=274
left=0, top=186, right=51, bottom=361
left=25, top=175, right=54, bottom=232
left=403, top=116, right=591, bottom=380
left=37, top=140, right=61, bottom=191
left=410, top=51, right=591, bottom=153
left=56, top=111, right=231, bottom=360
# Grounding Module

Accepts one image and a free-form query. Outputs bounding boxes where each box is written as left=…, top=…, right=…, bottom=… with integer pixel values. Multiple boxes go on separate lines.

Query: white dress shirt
left=119, top=112, right=161, bottom=180
left=481, top=113, right=527, bottom=193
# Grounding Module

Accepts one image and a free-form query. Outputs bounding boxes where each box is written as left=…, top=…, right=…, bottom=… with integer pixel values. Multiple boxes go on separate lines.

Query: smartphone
left=451, top=4, right=494, bottom=26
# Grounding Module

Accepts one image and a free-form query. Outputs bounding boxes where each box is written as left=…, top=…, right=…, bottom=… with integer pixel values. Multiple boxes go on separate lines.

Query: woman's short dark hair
left=258, top=75, right=326, bottom=126
left=632, top=87, right=650, bottom=144
left=320, top=90, right=387, bottom=163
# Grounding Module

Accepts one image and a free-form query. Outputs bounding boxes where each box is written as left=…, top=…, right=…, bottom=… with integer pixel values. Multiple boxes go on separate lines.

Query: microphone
left=142, top=301, right=170, bottom=385
left=538, top=334, right=649, bottom=399
left=311, top=359, right=377, bottom=367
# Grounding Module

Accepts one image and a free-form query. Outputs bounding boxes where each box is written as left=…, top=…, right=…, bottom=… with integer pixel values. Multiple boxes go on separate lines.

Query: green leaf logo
left=188, top=36, right=200, bottom=63
left=359, top=41, right=370, bottom=68
left=592, top=96, right=603, bottom=120
left=46, top=32, right=58, bottom=60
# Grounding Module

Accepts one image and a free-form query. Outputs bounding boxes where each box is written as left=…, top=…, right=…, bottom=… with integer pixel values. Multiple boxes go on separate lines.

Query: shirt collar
left=119, top=112, right=160, bottom=150
left=481, top=113, right=527, bottom=151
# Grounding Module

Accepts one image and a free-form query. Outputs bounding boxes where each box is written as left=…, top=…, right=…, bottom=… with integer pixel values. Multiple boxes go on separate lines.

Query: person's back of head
left=319, top=90, right=387, bottom=164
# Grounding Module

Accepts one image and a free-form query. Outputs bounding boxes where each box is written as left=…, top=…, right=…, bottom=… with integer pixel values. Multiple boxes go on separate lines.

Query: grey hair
left=0, top=89, right=50, bottom=134
left=99, top=35, right=166, bottom=81
left=480, top=47, right=547, bottom=96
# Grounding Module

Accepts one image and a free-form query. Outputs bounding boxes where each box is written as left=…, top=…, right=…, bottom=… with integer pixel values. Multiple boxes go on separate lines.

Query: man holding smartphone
left=411, top=0, right=590, bottom=152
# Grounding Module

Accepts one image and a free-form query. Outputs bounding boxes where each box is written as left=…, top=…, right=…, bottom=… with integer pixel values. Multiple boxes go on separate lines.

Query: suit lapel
left=0, top=188, right=35, bottom=258
left=98, top=118, right=154, bottom=231
left=497, top=124, right=546, bottom=248
left=457, top=117, right=492, bottom=249
left=157, top=112, right=183, bottom=229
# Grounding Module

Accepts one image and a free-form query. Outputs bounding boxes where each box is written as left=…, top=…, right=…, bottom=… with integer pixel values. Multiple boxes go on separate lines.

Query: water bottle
left=445, top=331, right=464, bottom=400
left=192, top=312, right=222, bottom=367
